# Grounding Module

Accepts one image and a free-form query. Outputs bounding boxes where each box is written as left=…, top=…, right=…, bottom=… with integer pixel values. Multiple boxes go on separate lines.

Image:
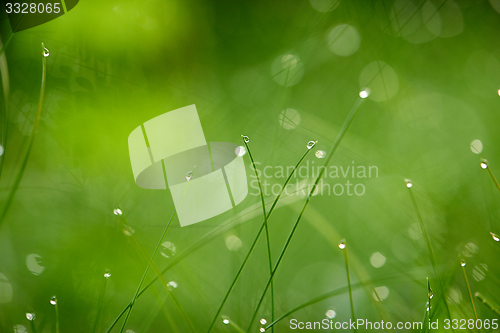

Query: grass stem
left=205, top=142, right=314, bottom=333
left=246, top=97, right=364, bottom=332
left=0, top=43, right=46, bottom=229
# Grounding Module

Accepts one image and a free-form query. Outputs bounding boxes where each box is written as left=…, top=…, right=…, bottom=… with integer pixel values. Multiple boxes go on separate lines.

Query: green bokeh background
left=0, top=0, right=499, bottom=332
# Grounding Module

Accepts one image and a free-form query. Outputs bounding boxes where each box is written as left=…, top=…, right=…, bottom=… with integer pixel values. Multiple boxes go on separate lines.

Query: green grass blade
left=205, top=142, right=314, bottom=333
left=0, top=43, right=46, bottom=229
left=242, top=136, right=274, bottom=332
left=246, top=97, right=364, bottom=331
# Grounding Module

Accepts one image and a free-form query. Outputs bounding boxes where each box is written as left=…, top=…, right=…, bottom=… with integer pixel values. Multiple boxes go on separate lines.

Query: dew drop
left=405, top=179, right=413, bottom=188
left=428, top=288, right=434, bottom=299
left=307, top=141, right=316, bottom=149
left=315, top=150, right=326, bottom=158
left=235, top=146, right=246, bottom=157
left=42, top=47, right=49, bottom=57
left=26, top=313, right=35, bottom=321
left=325, top=309, right=336, bottom=318
left=491, top=232, right=500, bottom=242
left=260, top=318, right=267, bottom=325
left=242, top=135, right=250, bottom=143
left=222, top=318, right=230, bottom=325
left=49, top=296, right=57, bottom=306
left=0, top=145, right=3, bottom=156
left=461, top=261, right=466, bottom=267
left=338, top=241, right=346, bottom=250
left=167, top=281, right=178, bottom=290
left=186, top=171, right=192, bottom=182
left=260, top=328, right=265, bottom=332
left=480, top=159, right=488, bottom=169
left=113, top=208, right=122, bottom=216
left=470, top=139, right=483, bottom=154
left=160, top=241, right=177, bottom=258
left=359, top=89, right=370, bottom=98
left=104, top=269, right=111, bottom=278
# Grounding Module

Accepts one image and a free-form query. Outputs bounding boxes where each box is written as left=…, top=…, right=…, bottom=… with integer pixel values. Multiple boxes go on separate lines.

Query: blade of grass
left=205, top=141, right=315, bottom=333
left=90, top=273, right=108, bottom=333
left=264, top=274, right=410, bottom=331
left=461, top=261, right=478, bottom=321
left=407, top=185, right=454, bottom=327
left=475, top=292, right=500, bottom=316
left=110, top=180, right=310, bottom=330
left=246, top=97, right=365, bottom=331
left=124, top=218, right=195, bottom=331
left=242, top=135, right=274, bottom=332
left=115, top=163, right=193, bottom=333
left=340, top=241, right=356, bottom=332
left=0, top=43, right=46, bottom=229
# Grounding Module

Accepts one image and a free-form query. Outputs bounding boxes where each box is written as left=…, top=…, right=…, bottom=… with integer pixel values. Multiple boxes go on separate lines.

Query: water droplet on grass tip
left=260, top=328, right=265, bottom=332
left=338, top=241, right=346, bottom=249
left=405, top=179, right=413, bottom=188
left=25, top=313, right=35, bottom=321
left=186, top=171, right=192, bottom=181
left=307, top=141, right=316, bottom=149
left=49, top=296, right=57, bottom=305
left=491, top=232, right=500, bottom=242
left=242, top=135, right=250, bottom=143
left=260, top=318, right=267, bottom=325
left=222, top=318, right=230, bottom=325
left=104, top=270, right=111, bottom=278
left=167, top=281, right=178, bottom=290
left=359, top=89, right=369, bottom=98
left=113, top=208, right=122, bottom=216
left=43, top=47, right=49, bottom=57
left=461, top=261, right=466, bottom=267
left=480, top=159, right=488, bottom=169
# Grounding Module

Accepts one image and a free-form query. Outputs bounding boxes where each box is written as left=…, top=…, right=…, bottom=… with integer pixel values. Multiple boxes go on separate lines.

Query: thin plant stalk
left=342, top=243, right=356, bottom=332
left=115, top=165, right=193, bottom=333
left=461, top=263, right=478, bottom=321
left=407, top=188, right=454, bottom=325
left=247, top=97, right=365, bottom=331
left=91, top=274, right=108, bottom=333
left=54, top=300, right=60, bottom=333
left=475, top=292, right=500, bottom=316
left=486, top=166, right=500, bottom=193
left=126, top=222, right=194, bottom=331
left=205, top=143, right=314, bottom=333
left=228, top=319, right=245, bottom=333
left=421, top=277, right=432, bottom=333
left=0, top=43, right=46, bottom=228
left=29, top=319, right=37, bottom=333
left=243, top=136, right=274, bottom=332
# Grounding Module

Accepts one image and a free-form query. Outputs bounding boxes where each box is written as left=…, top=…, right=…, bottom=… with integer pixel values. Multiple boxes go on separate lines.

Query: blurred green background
left=0, top=0, right=500, bottom=332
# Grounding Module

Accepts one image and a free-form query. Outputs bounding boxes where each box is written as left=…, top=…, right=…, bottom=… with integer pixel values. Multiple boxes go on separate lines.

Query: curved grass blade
left=205, top=141, right=315, bottom=333
left=0, top=43, right=47, bottom=229
left=247, top=97, right=365, bottom=331
left=242, top=136, right=274, bottom=332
